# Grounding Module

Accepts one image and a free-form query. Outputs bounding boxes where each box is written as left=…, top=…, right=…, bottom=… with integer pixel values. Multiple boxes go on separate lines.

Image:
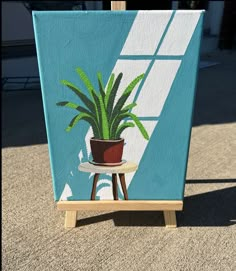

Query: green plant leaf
left=56, top=101, right=92, bottom=115
left=121, top=102, right=137, bottom=113
left=127, top=113, right=149, bottom=140
left=76, top=67, right=95, bottom=97
left=110, top=112, right=128, bottom=139
left=75, top=68, right=102, bottom=131
left=66, top=113, right=100, bottom=138
left=110, top=112, right=149, bottom=140
left=110, top=73, right=144, bottom=123
left=60, top=81, right=101, bottom=137
left=106, top=73, right=123, bottom=121
left=59, top=71, right=147, bottom=141
left=115, top=122, right=135, bottom=139
left=98, top=95, right=109, bottom=139
left=97, top=72, right=105, bottom=101
left=56, top=101, right=78, bottom=109
left=88, top=88, right=105, bottom=138
left=60, top=80, right=95, bottom=114
left=124, top=73, right=144, bottom=95
left=105, top=73, right=115, bottom=107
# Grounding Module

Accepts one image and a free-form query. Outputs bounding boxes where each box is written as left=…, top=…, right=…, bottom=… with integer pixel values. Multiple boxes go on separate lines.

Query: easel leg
left=112, top=174, right=118, bottom=200
left=91, top=173, right=99, bottom=200
left=118, top=173, right=128, bottom=200
left=163, top=211, right=177, bottom=228
left=65, top=211, right=77, bottom=228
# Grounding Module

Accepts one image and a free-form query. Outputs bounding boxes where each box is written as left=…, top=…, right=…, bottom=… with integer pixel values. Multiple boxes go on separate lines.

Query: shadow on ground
left=1, top=90, right=47, bottom=147
left=76, top=180, right=236, bottom=227
left=179, top=183, right=236, bottom=227
left=193, top=54, right=236, bottom=126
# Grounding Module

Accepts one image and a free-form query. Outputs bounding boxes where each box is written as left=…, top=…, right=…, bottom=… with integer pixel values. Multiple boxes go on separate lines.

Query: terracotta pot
left=90, top=138, right=124, bottom=165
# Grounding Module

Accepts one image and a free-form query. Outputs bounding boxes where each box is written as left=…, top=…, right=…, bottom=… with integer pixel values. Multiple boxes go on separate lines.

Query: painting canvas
left=33, top=10, right=204, bottom=202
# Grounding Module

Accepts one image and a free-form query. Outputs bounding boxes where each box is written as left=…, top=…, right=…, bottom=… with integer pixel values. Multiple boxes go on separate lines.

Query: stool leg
left=91, top=173, right=99, bottom=200
left=118, top=173, right=128, bottom=200
left=112, top=174, right=118, bottom=200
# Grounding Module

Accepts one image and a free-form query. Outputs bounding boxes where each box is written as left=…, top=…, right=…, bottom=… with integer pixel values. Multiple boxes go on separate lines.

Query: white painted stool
left=79, top=162, right=138, bottom=200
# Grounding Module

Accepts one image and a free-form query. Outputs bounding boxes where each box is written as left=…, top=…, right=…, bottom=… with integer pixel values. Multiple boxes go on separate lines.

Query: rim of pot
left=90, top=137, right=124, bottom=142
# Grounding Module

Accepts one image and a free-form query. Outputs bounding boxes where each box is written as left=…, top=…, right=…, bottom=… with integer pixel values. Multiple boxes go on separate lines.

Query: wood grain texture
left=111, top=1, right=126, bottom=10
left=163, top=211, right=177, bottom=228
left=65, top=211, right=77, bottom=228
left=57, top=200, right=183, bottom=211
left=79, top=162, right=138, bottom=174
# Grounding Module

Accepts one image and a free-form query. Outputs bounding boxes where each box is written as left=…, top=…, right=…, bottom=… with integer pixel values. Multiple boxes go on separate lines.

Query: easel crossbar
left=57, top=200, right=183, bottom=211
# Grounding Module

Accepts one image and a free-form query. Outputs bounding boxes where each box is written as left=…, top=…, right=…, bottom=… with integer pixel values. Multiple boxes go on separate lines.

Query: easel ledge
left=57, top=200, right=183, bottom=228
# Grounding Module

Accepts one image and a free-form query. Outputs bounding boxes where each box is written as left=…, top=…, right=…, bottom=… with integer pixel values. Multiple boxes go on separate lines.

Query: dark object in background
left=23, top=1, right=86, bottom=12
left=126, top=1, right=172, bottom=10
left=2, top=1, right=86, bottom=59
left=103, top=1, right=172, bottom=10
left=178, top=0, right=208, bottom=10
left=218, top=0, right=236, bottom=50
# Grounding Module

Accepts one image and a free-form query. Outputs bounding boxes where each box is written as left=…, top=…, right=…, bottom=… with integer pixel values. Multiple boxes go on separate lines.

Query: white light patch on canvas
left=78, top=150, right=83, bottom=162
left=96, top=179, right=113, bottom=200
left=122, top=121, right=157, bottom=163
left=121, top=11, right=172, bottom=55
left=97, top=179, right=111, bottom=187
left=157, top=11, right=201, bottom=55
left=84, top=127, right=93, bottom=158
left=59, top=183, right=72, bottom=200
left=121, top=121, right=157, bottom=189
left=132, top=60, right=181, bottom=117
left=89, top=172, right=94, bottom=179
left=111, top=59, right=150, bottom=105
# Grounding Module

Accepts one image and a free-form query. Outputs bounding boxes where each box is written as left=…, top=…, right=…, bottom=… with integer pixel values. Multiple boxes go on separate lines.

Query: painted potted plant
left=57, top=67, right=149, bottom=166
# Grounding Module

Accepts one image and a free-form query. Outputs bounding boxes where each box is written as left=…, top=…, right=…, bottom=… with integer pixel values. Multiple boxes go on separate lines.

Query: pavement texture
left=2, top=50, right=236, bottom=271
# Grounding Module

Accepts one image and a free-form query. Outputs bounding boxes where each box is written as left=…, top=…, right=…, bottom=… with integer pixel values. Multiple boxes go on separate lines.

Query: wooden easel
left=57, top=1, right=183, bottom=228
left=58, top=201, right=183, bottom=228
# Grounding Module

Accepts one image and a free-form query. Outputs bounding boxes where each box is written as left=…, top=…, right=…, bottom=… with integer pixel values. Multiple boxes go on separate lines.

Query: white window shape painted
left=60, top=183, right=72, bottom=200
left=157, top=11, right=201, bottom=56
left=85, top=127, right=93, bottom=158
left=132, top=60, right=181, bottom=117
left=96, top=179, right=114, bottom=200
left=120, top=11, right=172, bottom=55
left=121, top=120, right=158, bottom=189
left=111, top=59, right=150, bottom=105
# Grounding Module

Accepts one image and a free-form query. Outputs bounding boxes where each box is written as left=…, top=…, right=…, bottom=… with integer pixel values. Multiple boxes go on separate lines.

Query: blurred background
left=1, top=0, right=236, bottom=147
left=2, top=0, right=235, bottom=87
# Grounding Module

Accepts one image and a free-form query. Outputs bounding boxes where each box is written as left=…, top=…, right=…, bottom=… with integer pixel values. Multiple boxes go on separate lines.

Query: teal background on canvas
left=33, top=11, right=203, bottom=201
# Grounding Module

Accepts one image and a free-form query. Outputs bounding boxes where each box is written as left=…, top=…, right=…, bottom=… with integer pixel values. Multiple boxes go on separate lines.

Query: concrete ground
left=2, top=50, right=236, bottom=271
